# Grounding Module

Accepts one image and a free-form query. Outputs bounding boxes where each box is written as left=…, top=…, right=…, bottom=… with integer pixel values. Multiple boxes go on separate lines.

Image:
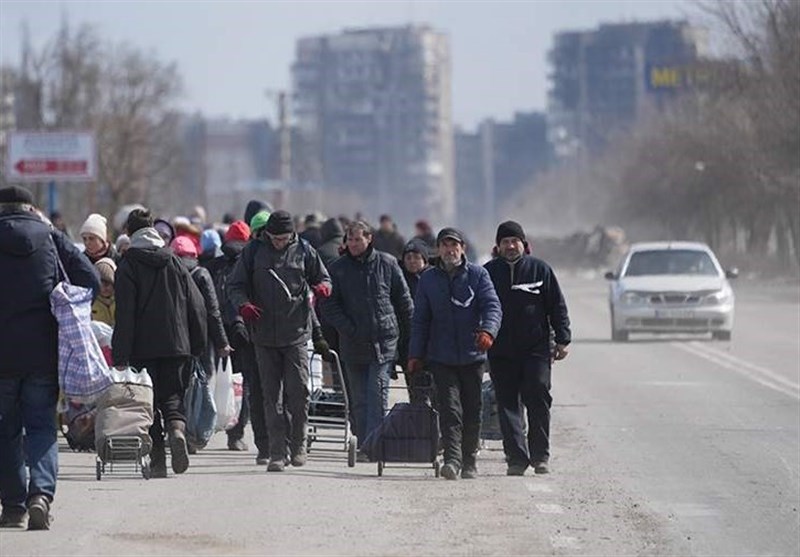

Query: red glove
left=475, top=331, right=494, bottom=352
left=407, top=358, right=424, bottom=375
left=238, top=303, right=262, bottom=324
left=313, top=283, right=332, bottom=299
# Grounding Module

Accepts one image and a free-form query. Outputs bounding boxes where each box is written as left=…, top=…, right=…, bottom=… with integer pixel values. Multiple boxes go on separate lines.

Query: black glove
left=313, top=337, right=331, bottom=360
left=230, top=321, right=250, bottom=349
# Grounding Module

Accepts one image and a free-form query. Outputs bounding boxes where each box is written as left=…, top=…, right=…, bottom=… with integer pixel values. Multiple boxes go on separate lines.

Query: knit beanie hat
left=266, top=210, right=294, bottom=235
left=496, top=220, right=526, bottom=245
left=225, top=220, right=251, bottom=243
left=170, top=236, right=198, bottom=258
left=127, top=208, right=154, bottom=235
left=0, top=186, right=34, bottom=205
left=402, top=239, right=429, bottom=262
left=249, top=210, right=271, bottom=236
left=80, top=213, right=108, bottom=241
left=95, top=257, right=117, bottom=284
left=201, top=229, right=222, bottom=253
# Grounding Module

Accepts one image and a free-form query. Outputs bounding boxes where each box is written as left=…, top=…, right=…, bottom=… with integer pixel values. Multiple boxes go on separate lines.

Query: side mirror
left=604, top=271, right=616, bottom=280
left=725, top=268, right=739, bottom=279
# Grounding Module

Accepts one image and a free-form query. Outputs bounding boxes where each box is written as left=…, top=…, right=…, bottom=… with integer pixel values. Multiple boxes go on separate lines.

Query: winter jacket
left=373, top=229, right=406, bottom=259
left=227, top=235, right=330, bottom=348
left=484, top=255, right=571, bottom=359
left=320, top=246, right=414, bottom=365
left=398, top=265, right=429, bottom=366
left=300, top=226, right=323, bottom=249
left=112, top=228, right=207, bottom=365
left=206, top=241, right=247, bottom=327
left=91, top=295, right=116, bottom=327
left=409, top=258, right=502, bottom=367
left=317, top=218, right=344, bottom=268
left=85, top=243, right=119, bottom=265
left=183, top=258, right=228, bottom=352
left=0, top=210, right=100, bottom=379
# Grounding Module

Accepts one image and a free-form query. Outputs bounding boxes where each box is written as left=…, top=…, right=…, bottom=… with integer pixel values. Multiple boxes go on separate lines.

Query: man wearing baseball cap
left=484, top=221, right=571, bottom=476
left=408, top=226, right=502, bottom=480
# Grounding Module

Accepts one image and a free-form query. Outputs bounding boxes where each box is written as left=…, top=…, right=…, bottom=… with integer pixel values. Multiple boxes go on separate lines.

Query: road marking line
left=536, top=503, right=565, bottom=514
left=688, top=342, right=800, bottom=391
left=674, top=342, right=800, bottom=400
left=643, top=381, right=704, bottom=387
left=525, top=482, right=554, bottom=493
left=550, top=535, right=580, bottom=549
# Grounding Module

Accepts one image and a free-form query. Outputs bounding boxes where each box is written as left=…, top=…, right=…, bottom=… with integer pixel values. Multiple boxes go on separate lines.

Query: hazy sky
left=0, top=0, right=693, bottom=129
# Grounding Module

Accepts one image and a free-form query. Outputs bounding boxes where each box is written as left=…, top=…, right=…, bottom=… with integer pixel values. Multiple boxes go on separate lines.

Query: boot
left=167, top=421, right=189, bottom=474
left=150, top=445, right=168, bottom=478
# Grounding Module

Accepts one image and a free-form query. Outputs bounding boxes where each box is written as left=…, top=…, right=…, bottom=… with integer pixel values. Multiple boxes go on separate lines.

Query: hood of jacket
left=180, top=256, right=199, bottom=271
left=222, top=241, right=246, bottom=260
left=126, top=227, right=171, bottom=268
left=320, top=218, right=344, bottom=244
left=0, top=212, right=51, bottom=257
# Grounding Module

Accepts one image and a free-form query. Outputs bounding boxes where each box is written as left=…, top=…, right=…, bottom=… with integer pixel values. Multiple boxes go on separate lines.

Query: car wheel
left=712, top=330, right=732, bottom=341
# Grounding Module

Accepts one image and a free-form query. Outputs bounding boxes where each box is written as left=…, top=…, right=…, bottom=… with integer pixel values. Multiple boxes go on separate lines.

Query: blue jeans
left=346, top=361, right=393, bottom=444
left=0, top=374, right=59, bottom=512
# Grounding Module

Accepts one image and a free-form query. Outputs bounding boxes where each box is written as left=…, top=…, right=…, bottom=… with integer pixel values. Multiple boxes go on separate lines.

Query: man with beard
left=408, top=228, right=502, bottom=480
left=484, top=221, right=571, bottom=476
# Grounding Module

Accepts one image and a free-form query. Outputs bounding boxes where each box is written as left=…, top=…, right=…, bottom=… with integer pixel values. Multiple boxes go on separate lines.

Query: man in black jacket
left=320, top=221, right=414, bottom=456
left=112, top=208, right=207, bottom=478
left=0, top=186, right=99, bottom=530
left=227, top=211, right=332, bottom=472
left=484, top=221, right=571, bottom=476
left=373, top=214, right=405, bottom=259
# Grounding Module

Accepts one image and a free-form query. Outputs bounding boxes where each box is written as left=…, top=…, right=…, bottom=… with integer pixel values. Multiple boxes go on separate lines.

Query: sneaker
left=27, top=495, right=51, bottom=531
left=461, top=464, right=478, bottom=479
left=255, top=454, right=269, bottom=466
left=168, top=426, right=189, bottom=474
left=227, top=438, right=248, bottom=451
left=291, top=448, right=307, bottom=467
left=0, top=508, right=27, bottom=529
left=441, top=462, right=460, bottom=480
left=150, top=460, right=168, bottom=479
left=507, top=463, right=528, bottom=476
left=532, top=460, right=550, bottom=474
left=267, top=459, right=285, bottom=472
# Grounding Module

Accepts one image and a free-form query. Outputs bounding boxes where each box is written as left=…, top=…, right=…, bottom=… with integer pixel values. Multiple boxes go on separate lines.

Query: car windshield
left=624, top=249, right=719, bottom=277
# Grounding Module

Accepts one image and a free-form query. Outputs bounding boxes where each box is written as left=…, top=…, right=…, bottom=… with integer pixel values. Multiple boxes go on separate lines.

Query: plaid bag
left=49, top=248, right=112, bottom=402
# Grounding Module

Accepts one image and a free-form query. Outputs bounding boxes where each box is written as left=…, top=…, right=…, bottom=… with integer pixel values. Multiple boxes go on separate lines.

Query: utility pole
left=265, top=89, right=291, bottom=183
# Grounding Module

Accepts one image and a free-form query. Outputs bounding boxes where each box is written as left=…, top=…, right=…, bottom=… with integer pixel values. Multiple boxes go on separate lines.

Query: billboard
left=5, top=131, right=97, bottom=182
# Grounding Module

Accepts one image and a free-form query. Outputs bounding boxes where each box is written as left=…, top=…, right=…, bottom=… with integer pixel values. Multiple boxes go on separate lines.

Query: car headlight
left=703, top=290, right=732, bottom=305
left=620, top=291, right=645, bottom=305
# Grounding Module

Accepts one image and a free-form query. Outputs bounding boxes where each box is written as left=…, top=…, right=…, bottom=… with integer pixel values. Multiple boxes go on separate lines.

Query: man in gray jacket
left=320, top=220, right=413, bottom=457
left=227, top=211, right=331, bottom=472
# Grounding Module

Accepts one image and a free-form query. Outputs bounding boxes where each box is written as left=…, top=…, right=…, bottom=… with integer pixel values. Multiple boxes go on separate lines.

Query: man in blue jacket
left=408, top=227, right=502, bottom=480
left=0, top=186, right=99, bottom=530
left=485, top=221, right=571, bottom=476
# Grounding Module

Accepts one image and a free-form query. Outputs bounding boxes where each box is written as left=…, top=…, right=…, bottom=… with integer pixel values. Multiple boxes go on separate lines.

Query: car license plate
left=655, top=309, right=695, bottom=318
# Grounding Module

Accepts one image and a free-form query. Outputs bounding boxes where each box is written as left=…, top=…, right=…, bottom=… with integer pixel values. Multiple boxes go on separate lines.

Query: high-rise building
left=547, top=20, right=707, bottom=157
left=292, top=25, right=454, bottom=228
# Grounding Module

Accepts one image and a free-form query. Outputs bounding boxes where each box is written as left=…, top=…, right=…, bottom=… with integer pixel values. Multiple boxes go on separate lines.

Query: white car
left=605, top=241, right=737, bottom=342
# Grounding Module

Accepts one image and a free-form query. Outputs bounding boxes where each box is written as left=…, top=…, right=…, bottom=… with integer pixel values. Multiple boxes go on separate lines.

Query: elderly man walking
left=0, top=186, right=99, bottom=529
left=484, top=221, right=571, bottom=476
left=408, top=227, right=502, bottom=480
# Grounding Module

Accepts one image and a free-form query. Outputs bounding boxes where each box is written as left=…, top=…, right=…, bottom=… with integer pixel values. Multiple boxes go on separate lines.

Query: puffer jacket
left=320, top=246, right=413, bottom=365
left=227, top=235, right=330, bottom=348
left=409, top=258, right=502, bottom=367
left=0, top=210, right=99, bottom=378
left=112, top=228, right=207, bottom=365
left=484, top=255, right=571, bottom=359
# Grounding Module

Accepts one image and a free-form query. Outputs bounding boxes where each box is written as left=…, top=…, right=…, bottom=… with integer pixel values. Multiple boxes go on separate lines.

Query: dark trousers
left=132, top=357, right=190, bottom=450
left=226, top=341, right=269, bottom=456
left=254, top=344, right=309, bottom=460
left=489, top=356, right=552, bottom=465
left=431, top=361, right=485, bottom=469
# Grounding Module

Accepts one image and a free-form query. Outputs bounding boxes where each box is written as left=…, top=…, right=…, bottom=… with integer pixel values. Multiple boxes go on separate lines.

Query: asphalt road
left=3, top=274, right=799, bottom=556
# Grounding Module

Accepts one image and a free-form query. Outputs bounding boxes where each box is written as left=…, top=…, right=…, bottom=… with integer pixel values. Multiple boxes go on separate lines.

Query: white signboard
left=6, top=131, right=97, bottom=182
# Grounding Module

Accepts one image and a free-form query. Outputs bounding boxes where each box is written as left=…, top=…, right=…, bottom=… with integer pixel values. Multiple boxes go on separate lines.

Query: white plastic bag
left=212, top=357, right=238, bottom=432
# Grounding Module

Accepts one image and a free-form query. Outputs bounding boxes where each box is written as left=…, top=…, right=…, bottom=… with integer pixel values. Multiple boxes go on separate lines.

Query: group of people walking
left=0, top=184, right=571, bottom=531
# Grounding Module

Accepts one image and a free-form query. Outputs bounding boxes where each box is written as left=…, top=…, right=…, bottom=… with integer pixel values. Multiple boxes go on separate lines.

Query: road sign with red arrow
left=6, top=131, right=96, bottom=182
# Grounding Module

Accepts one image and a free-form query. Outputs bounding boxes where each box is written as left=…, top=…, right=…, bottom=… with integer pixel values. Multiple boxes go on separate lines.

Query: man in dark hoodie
left=227, top=210, right=332, bottom=472
left=0, top=186, right=99, bottom=530
left=317, top=217, right=344, bottom=268
left=484, top=221, right=571, bottom=476
left=112, top=208, right=207, bottom=478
